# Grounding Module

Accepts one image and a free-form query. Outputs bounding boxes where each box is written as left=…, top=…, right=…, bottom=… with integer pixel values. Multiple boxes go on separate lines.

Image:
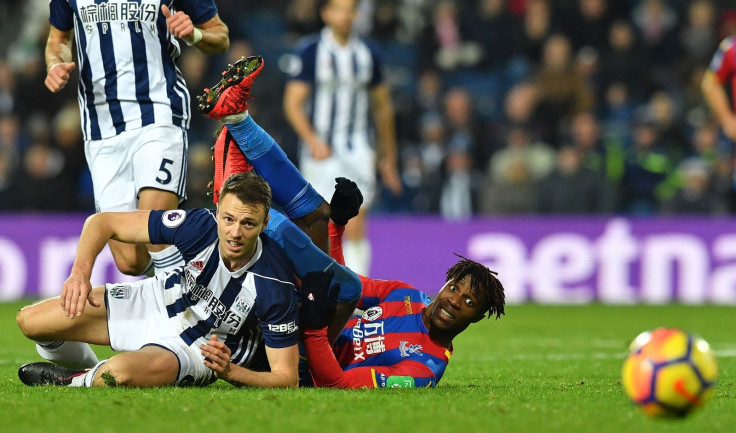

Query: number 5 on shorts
left=156, top=158, right=174, bottom=184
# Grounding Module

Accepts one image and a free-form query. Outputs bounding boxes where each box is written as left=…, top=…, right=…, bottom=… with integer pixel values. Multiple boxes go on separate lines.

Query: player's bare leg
left=291, top=201, right=331, bottom=253
left=343, top=208, right=371, bottom=276
left=90, top=346, right=179, bottom=387
left=108, top=188, right=182, bottom=275
left=16, top=286, right=110, bottom=345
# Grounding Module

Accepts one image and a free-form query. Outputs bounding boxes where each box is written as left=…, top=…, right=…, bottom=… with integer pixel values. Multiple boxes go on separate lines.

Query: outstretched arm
left=63, top=211, right=152, bottom=318
left=371, top=84, right=402, bottom=196
left=702, top=70, right=736, bottom=142
left=284, top=80, right=331, bottom=160
left=303, top=327, right=436, bottom=388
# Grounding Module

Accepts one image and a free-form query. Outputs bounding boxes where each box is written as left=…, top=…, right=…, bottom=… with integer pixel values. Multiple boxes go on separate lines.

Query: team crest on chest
left=399, top=341, right=424, bottom=357
left=233, top=295, right=252, bottom=316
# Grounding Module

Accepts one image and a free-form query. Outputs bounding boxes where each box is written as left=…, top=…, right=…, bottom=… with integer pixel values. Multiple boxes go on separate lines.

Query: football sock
left=343, top=238, right=372, bottom=277
left=150, top=245, right=184, bottom=274
left=72, top=360, right=108, bottom=387
left=35, top=341, right=99, bottom=369
left=265, top=209, right=361, bottom=303
left=226, top=113, right=323, bottom=219
left=219, top=112, right=248, bottom=125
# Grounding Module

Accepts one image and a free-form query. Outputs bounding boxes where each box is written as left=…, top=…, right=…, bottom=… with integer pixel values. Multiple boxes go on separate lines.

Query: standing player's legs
left=343, top=208, right=372, bottom=277
left=87, top=124, right=186, bottom=276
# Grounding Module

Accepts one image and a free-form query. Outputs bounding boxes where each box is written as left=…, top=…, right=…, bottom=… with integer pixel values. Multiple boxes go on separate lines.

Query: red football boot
left=210, top=125, right=254, bottom=204
left=198, top=55, right=264, bottom=119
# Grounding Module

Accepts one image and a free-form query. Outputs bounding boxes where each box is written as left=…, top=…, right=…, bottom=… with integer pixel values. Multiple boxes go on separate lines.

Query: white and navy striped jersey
left=288, top=27, right=384, bottom=156
left=147, top=208, right=299, bottom=368
left=49, top=0, right=218, bottom=141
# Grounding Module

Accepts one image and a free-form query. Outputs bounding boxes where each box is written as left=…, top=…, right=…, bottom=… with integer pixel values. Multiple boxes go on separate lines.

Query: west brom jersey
left=304, top=276, right=452, bottom=388
left=288, top=27, right=384, bottom=155
left=148, top=208, right=299, bottom=369
left=49, top=0, right=218, bottom=141
left=709, top=36, right=736, bottom=108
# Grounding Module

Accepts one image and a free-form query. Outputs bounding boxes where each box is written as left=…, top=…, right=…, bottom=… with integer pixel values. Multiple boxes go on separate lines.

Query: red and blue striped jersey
left=709, top=36, right=736, bottom=108
left=304, top=276, right=452, bottom=388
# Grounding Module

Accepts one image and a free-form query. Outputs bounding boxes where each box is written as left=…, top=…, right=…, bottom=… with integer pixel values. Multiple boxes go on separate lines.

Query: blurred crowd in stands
left=2, top=0, right=736, bottom=219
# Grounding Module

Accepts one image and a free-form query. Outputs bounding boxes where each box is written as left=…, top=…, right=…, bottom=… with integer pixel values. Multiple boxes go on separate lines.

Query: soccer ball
left=622, top=327, right=718, bottom=417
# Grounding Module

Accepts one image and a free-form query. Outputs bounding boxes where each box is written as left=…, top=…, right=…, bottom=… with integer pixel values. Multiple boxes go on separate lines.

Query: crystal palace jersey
left=147, top=208, right=299, bottom=368
left=305, top=276, right=452, bottom=388
left=709, top=36, right=736, bottom=109
left=49, top=0, right=218, bottom=140
left=288, top=27, right=384, bottom=156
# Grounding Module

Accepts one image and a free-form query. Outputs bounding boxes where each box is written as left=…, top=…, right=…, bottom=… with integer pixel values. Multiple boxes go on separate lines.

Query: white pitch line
left=473, top=349, right=736, bottom=362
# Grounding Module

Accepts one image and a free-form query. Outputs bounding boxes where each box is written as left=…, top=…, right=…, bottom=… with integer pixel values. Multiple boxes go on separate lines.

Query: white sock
left=36, top=341, right=99, bottom=369
left=149, top=245, right=184, bottom=274
left=70, top=360, right=107, bottom=388
left=343, top=238, right=372, bottom=276
left=220, top=110, right=249, bottom=125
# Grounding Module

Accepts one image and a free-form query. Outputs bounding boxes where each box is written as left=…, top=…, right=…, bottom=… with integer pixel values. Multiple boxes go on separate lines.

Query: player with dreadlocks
left=293, top=223, right=506, bottom=388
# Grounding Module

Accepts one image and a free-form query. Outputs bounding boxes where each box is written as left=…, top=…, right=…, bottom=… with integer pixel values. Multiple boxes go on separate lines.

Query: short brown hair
left=219, top=172, right=272, bottom=215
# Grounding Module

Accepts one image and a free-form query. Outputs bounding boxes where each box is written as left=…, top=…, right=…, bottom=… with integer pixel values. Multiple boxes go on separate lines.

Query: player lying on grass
left=301, top=223, right=506, bottom=388
left=17, top=171, right=306, bottom=387
left=198, top=214, right=507, bottom=389
left=15, top=57, right=362, bottom=387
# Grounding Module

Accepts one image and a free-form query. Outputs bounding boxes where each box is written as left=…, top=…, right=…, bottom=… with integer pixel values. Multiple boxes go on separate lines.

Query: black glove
left=329, top=177, right=363, bottom=226
left=299, top=270, right=341, bottom=329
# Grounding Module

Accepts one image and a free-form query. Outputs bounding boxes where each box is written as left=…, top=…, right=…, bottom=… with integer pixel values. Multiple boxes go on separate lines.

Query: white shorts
left=105, top=277, right=215, bottom=387
left=299, top=148, right=376, bottom=208
left=86, top=124, right=188, bottom=212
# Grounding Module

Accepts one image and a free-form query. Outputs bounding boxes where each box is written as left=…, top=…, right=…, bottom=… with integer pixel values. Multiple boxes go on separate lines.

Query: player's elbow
left=280, top=371, right=299, bottom=388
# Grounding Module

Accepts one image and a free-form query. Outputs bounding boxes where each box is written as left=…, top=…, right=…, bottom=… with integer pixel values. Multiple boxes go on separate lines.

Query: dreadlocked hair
left=445, top=253, right=505, bottom=319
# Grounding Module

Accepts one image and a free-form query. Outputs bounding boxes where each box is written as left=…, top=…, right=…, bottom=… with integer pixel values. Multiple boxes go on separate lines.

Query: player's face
left=216, top=193, right=269, bottom=271
left=323, top=0, right=356, bottom=37
left=427, top=275, right=484, bottom=332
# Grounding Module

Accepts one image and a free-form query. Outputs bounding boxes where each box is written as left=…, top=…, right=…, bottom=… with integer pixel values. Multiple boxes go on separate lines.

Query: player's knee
left=16, top=305, right=42, bottom=339
left=293, top=201, right=330, bottom=236
left=296, top=201, right=330, bottom=226
left=95, top=352, right=177, bottom=387
left=92, top=363, right=141, bottom=387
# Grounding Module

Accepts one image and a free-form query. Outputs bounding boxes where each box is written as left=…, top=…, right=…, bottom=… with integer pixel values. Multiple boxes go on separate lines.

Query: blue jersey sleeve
left=367, top=41, right=385, bottom=87
left=174, top=0, right=218, bottom=25
left=49, top=0, right=74, bottom=31
left=148, top=209, right=218, bottom=262
left=252, top=236, right=299, bottom=349
left=254, top=289, right=299, bottom=348
left=289, top=36, right=318, bottom=83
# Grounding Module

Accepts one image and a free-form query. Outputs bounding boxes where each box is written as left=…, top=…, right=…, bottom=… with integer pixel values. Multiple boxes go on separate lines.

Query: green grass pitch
left=0, top=301, right=733, bottom=433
